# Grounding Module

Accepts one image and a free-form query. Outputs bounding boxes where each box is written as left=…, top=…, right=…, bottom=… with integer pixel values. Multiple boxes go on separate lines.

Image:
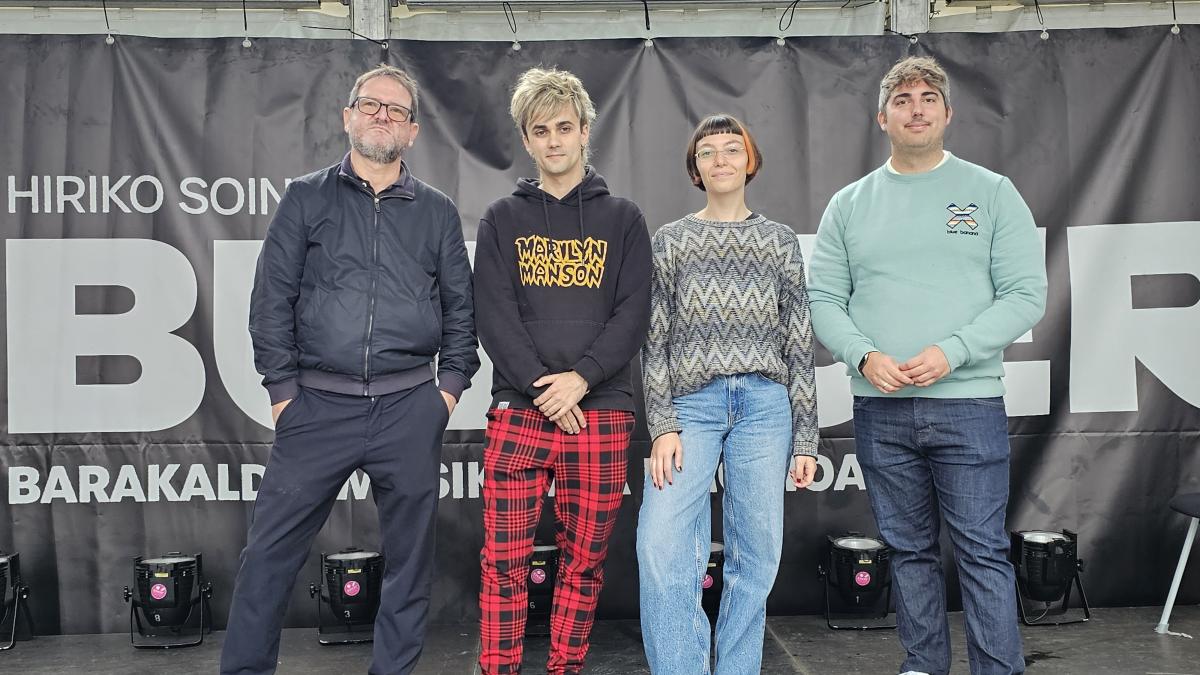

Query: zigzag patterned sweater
left=641, top=214, right=819, bottom=456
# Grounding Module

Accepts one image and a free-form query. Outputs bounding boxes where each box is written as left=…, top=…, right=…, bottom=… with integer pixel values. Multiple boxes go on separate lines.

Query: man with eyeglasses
left=220, top=64, right=478, bottom=675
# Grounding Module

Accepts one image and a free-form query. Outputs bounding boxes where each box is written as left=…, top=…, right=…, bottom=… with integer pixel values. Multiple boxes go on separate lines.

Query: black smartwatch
left=858, top=351, right=876, bottom=375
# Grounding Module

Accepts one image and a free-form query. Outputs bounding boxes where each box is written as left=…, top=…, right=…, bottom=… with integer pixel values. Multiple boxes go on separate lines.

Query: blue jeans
left=637, top=373, right=793, bottom=675
left=852, top=396, right=1025, bottom=675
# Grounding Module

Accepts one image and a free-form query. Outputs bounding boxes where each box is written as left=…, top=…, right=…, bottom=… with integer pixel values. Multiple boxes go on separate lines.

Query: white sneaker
left=899, top=672, right=931, bottom=675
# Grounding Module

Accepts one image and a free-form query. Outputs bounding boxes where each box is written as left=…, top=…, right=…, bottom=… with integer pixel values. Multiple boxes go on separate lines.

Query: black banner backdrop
left=1, top=28, right=1198, bottom=635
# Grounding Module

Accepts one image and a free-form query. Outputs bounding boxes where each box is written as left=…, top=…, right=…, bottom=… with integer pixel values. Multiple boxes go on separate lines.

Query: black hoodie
left=474, top=167, right=652, bottom=411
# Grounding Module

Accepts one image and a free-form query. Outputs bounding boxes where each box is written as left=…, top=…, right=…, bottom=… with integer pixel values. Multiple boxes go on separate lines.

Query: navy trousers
left=220, top=382, right=450, bottom=675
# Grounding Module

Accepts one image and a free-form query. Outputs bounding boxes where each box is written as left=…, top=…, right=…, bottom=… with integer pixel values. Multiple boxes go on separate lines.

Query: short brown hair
left=685, top=114, right=763, bottom=192
left=878, top=56, right=950, bottom=115
left=349, top=64, right=420, bottom=121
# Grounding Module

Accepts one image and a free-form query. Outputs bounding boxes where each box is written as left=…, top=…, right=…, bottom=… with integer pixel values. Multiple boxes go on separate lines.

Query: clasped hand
left=862, top=345, right=950, bottom=393
left=532, top=371, right=589, bottom=434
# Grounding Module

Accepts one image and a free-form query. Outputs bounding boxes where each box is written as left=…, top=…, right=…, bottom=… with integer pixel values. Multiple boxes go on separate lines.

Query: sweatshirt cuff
left=792, top=439, right=819, bottom=457
left=647, top=417, right=682, bottom=442
left=935, top=336, right=969, bottom=371
left=266, top=379, right=299, bottom=405
left=524, top=369, right=551, bottom=399
left=437, top=372, right=471, bottom=402
left=848, top=343, right=877, bottom=375
left=572, top=356, right=605, bottom=391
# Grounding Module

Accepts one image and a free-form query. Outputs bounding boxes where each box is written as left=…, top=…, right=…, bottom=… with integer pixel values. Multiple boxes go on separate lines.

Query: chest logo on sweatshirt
left=515, top=235, right=609, bottom=288
left=946, top=203, right=980, bottom=235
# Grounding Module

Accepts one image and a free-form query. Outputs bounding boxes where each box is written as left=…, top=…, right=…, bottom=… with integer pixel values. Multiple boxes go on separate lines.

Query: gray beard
left=351, top=133, right=402, bottom=165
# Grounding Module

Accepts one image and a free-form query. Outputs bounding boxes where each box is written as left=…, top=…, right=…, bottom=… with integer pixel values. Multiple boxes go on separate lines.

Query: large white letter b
left=6, top=239, right=204, bottom=433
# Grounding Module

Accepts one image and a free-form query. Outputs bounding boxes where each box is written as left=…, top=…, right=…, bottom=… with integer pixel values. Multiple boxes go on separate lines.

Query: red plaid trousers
left=478, top=407, right=634, bottom=675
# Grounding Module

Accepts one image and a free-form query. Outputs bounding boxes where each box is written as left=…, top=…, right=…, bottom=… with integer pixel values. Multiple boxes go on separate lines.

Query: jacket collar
left=338, top=152, right=416, bottom=199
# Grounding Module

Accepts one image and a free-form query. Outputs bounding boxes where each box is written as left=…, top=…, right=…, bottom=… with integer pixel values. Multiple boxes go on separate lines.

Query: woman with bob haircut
left=636, top=113, right=819, bottom=674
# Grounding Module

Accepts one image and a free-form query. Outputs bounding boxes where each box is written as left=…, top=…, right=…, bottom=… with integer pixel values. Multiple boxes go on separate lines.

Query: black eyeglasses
left=351, top=96, right=414, bottom=123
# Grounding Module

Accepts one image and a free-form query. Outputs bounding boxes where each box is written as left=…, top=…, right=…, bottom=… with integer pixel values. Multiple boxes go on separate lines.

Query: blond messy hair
left=878, top=56, right=950, bottom=115
left=510, top=67, right=597, bottom=162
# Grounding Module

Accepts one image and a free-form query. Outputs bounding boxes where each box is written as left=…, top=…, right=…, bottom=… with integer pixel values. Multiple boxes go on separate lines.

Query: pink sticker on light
left=530, top=569, right=547, bottom=584
left=150, top=583, right=168, bottom=600
left=343, top=580, right=361, bottom=597
left=702, top=574, right=714, bottom=590
left=854, top=571, right=872, bottom=587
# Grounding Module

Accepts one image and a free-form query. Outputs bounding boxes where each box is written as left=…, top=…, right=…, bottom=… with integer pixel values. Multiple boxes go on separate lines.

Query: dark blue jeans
left=852, top=396, right=1024, bottom=675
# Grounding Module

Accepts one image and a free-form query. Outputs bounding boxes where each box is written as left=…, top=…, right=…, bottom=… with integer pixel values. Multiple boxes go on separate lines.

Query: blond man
left=473, top=67, right=651, bottom=675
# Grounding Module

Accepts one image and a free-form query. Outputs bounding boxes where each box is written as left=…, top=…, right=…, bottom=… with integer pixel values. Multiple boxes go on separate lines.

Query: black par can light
left=309, top=547, right=384, bottom=644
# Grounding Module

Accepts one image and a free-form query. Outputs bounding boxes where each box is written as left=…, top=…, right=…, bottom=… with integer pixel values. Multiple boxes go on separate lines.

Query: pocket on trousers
left=432, top=385, right=451, bottom=426
left=967, top=397, right=1007, bottom=409
left=273, top=389, right=304, bottom=431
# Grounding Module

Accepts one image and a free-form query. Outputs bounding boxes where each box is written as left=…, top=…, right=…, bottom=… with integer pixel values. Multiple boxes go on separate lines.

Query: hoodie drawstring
left=577, top=189, right=585, bottom=242
left=540, top=191, right=552, bottom=239
left=538, top=183, right=586, bottom=243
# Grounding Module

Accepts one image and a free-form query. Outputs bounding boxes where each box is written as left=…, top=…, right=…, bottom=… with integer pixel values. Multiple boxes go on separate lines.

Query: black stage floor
left=3, top=606, right=1198, bottom=674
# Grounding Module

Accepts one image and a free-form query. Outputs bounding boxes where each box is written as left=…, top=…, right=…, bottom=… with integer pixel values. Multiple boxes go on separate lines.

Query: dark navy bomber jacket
left=250, top=154, right=479, bottom=405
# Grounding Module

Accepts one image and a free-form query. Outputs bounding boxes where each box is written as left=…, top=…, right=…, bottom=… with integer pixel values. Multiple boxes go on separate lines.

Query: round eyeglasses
left=695, top=147, right=746, bottom=162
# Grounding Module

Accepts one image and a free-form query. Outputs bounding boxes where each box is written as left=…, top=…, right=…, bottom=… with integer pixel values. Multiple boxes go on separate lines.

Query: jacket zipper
left=363, top=194, right=380, bottom=394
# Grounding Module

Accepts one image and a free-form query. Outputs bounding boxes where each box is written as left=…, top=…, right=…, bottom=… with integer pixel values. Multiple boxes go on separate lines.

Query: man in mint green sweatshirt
left=809, top=57, right=1046, bottom=675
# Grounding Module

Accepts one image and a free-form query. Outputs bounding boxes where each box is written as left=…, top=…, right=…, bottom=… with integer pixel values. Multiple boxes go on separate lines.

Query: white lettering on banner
left=8, top=467, right=40, bottom=503
left=7, top=464, right=267, bottom=504
left=148, top=464, right=181, bottom=502
left=128, top=176, right=165, bottom=214
left=1068, top=222, right=1200, bottom=412
left=6, top=239, right=206, bottom=433
left=3, top=224, right=1197, bottom=437
left=242, top=463, right=264, bottom=500
left=337, top=471, right=371, bottom=501
left=79, top=465, right=111, bottom=503
left=640, top=454, right=863, bottom=493
left=178, top=177, right=290, bottom=216
left=5, top=175, right=289, bottom=216
left=7, top=456, right=866, bottom=505
left=214, top=240, right=273, bottom=428
left=111, top=464, right=148, bottom=502
left=42, top=466, right=78, bottom=503
left=57, top=176, right=86, bottom=214
left=6, top=175, right=167, bottom=214
left=785, top=453, right=865, bottom=492
left=180, top=464, right=217, bottom=501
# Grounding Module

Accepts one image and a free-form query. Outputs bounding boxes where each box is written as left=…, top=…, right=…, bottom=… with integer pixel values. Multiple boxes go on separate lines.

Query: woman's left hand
left=790, top=455, right=817, bottom=489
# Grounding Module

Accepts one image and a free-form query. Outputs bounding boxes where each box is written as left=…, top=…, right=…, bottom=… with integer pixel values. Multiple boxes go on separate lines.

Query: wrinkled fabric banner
left=1, top=28, right=1198, bottom=634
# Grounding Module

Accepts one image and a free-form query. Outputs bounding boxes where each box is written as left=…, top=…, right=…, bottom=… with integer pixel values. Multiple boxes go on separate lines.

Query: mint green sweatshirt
left=809, top=153, right=1047, bottom=398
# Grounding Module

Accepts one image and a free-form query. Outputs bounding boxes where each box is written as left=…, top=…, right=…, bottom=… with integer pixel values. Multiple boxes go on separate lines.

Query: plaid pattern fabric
left=478, top=408, right=635, bottom=675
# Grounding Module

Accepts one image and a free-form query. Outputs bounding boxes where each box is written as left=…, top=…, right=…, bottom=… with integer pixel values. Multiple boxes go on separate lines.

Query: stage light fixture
left=818, top=533, right=895, bottom=630
left=526, top=542, right=559, bottom=637
left=309, top=547, right=384, bottom=644
left=701, top=542, right=724, bottom=618
left=1010, top=529, right=1090, bottom=625
left=122, top=552, right=212, bottom=648
left=0, top=552, right=34, bottom=650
